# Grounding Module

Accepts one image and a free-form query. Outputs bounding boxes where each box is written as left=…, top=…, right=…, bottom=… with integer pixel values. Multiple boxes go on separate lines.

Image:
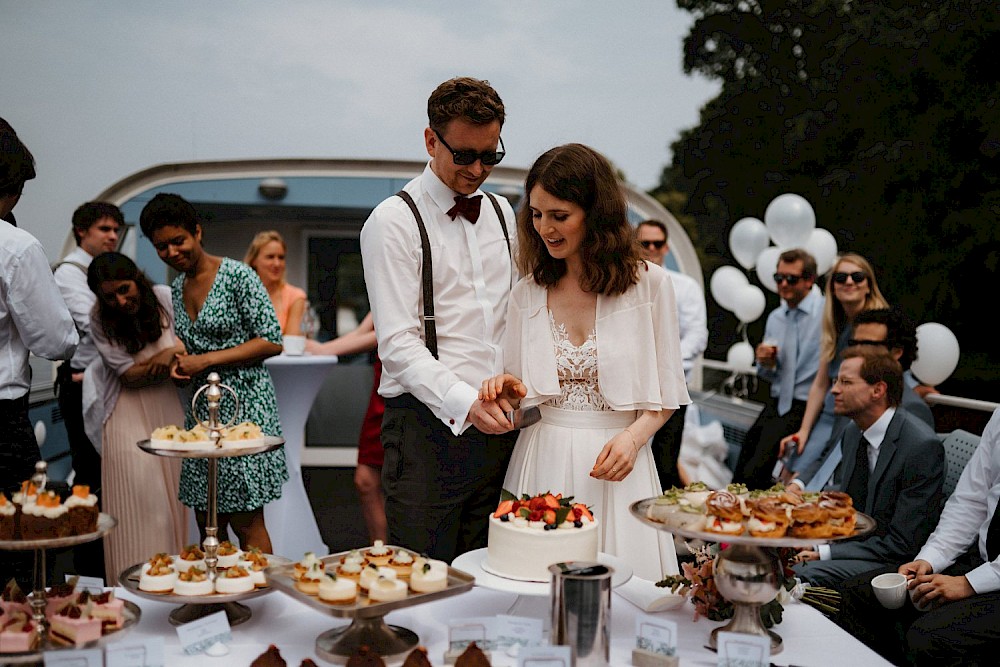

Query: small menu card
left=635, top=613, right=678, bottom=656
left=44, top=647, right=102, bottom=667
left=517, top=644, right=572, bottom=667
left=716, top=631, right=770, bottom=667
left=105, top=637, right=165, bottom=667
left=175, top=610, right=231, bottom=655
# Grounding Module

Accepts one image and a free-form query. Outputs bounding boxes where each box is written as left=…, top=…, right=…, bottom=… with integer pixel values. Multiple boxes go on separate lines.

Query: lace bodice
left=545, top=311, right=611, bottom=411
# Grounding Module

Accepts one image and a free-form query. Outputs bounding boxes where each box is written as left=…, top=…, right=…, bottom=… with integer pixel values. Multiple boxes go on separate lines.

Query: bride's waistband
left=537, top=404, right=637, bottom=428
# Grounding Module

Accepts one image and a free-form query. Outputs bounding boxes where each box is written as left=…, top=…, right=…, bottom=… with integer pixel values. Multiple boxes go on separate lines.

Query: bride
left=481, top=143, right=689, bottom=581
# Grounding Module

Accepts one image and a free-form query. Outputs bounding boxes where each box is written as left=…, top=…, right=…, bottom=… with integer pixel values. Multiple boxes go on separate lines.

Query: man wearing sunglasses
left=361, top=77, right=518, bottom=562
left=636, top=220, right=707, bottom=489
left=732, top=248, right=824, bottom=489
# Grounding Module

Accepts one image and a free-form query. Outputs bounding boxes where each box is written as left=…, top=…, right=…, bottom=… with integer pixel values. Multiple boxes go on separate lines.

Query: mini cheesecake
left=139, top=554, right=178, bottom=592
left=293, top=552, right=324, bottom=581
left=340, top=549, right=365, bottom=566
left=364, top=540, right=393, bottom=566
left=367, top=575, right=408, bottom=602
left=358, top=564, right=396, bottom=592
left=240, top=548, right=270, bottom=587
left=318, top=573, right=357, bottom=604
left=295, top=561, right=325, bottom=595
left=174, top=567, right=214, bottom=596
left=175, top=543, right=206, bottom=573
left=387, top=549, right=415, bottom=579
left=216, top=540, right=242, bottom=568
left=409, top=561, right=448, bottom=593
left=215, top=566, right=253, bottom=594
left=335, top=560, right=363, bottom=581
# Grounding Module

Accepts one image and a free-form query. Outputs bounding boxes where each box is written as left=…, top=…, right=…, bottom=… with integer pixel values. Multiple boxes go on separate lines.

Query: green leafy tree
left=657, top=0, right=1000, bottom=396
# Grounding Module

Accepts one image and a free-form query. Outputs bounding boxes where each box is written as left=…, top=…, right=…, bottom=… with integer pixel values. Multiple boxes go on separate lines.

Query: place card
left=175, top=610, right=231, bottom=655
left=635, top=613, right=678, bottom=655
left=44, top=647, right=102, bottom=667
left=68, top=575, right=105, bottom=594
left=447, top=617, right=490, bottom=651
left=105, top=637, right=165, bottom=667
left=493, top=615, right=543, bottom=650
left=517, top=644, right=571, bottom=667
left=716, top=631, right=770, bottom=667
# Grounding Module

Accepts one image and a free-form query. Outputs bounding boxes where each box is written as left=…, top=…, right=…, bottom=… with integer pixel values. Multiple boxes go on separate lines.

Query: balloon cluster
left=710, top=193, right=961, bottom=386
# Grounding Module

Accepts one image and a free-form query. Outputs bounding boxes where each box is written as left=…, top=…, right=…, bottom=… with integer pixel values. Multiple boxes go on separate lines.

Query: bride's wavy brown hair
left=516, top=143, right=641, bottom=296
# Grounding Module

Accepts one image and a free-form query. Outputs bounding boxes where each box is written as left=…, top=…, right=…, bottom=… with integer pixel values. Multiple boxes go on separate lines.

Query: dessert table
left=264, top=353, right=339, bottom=557
left=113, top=583, right=893, bottom=666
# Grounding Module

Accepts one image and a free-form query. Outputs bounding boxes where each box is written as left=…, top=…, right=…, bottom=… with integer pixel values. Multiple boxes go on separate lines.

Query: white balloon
left=754, top=246, right=783, bottom=293
left=732, top=285, right=767, bottom=323
left=729, top=217, right=770, bottom=270
left=710, top=266, right=749, bottom=312
left=804, top=228, right=839, bottom=275
left=765, top=193, right=816, bottom=248
left=726, top=341, right=755, bottom=371
left=911, top=323, right=961, bottom=386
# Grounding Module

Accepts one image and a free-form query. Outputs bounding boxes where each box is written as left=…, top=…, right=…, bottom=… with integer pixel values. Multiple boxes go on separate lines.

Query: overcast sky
left=2, top=1, right=719, bottom=258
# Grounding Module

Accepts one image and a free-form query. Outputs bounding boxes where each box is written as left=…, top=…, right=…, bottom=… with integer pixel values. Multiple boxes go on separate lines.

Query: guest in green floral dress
left=139, top=193, right=289, bottom=553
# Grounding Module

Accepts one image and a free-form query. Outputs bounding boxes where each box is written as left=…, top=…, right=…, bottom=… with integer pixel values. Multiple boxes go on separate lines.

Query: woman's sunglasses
left=832, top=271, right=867, bottom=284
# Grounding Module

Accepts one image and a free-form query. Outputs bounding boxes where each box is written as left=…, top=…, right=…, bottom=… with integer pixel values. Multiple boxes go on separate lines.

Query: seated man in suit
left=792, top=346, right=945, bottom=588
left=795, top=307, right=936, bottom=490
left=838, top=407, right=1000, bottom=666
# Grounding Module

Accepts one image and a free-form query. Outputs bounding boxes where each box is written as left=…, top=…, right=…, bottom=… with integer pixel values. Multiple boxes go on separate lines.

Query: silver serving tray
left=0, top=513, right=117, bottom=551
left=136, top=435, right=284, bottom=458
left=630, top=497, right=877, bottom=548
left=117, top=555, right=291, bottom=604
left=267, top=548, right=474, bottom=619
left=0, top=599, right=140, bottom=663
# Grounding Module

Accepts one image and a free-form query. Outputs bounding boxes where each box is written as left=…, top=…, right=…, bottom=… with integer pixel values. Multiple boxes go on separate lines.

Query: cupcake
left=175, top=544, right=206, bottom=573
left=19, top=491, right=69, bottom=539
left=216, top=540, right=242, bottom=568
left=409, top=561, right=448, bottom=593
left=318, top=573, right=358, bottom=604
left=367, top=575, right=407, bottom=603
left=0, top=494, right=15, bottom=540
left=364, top=540, right=393, bottom=566
left=63, top=485, right=99, bottom=535
left=215, top=566, right=253, bottom=594
left=174, top=567, right=214, bottom=596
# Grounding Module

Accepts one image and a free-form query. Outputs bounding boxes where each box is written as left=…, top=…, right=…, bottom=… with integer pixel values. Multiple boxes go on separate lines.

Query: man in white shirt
left=839, top=407, right=1000, bottom=666
left=360, top=77, right=518, bottom=561
left=792, top=346, right=944, bottom=588
left=636, top=220, right=707, bottom=489
left=1, top=118, right=79, bottom=580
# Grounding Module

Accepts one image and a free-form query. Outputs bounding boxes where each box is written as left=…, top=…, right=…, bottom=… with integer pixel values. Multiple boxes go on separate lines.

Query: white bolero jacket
left=504, top=261, right=692, bottom=412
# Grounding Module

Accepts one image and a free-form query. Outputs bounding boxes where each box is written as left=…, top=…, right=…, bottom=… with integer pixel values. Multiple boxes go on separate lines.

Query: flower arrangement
left=657, top=543, right=840, bottom=625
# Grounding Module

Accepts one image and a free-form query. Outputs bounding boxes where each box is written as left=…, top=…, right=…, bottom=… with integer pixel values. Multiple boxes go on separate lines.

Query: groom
left=360, top=77, right=519, bottom=562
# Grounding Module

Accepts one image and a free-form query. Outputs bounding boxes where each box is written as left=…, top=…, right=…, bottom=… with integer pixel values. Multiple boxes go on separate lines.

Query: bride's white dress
left=503, top=312, right=678, bottom=582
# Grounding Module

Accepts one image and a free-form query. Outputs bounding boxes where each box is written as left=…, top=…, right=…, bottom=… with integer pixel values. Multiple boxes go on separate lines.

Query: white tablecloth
left=113, top=583, right=893, bottom=666
left=264, top=354, right=339, bottom=557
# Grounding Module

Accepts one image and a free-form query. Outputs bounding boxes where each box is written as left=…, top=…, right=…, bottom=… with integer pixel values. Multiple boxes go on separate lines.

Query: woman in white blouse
left=480, top=143, right=690, bottom=581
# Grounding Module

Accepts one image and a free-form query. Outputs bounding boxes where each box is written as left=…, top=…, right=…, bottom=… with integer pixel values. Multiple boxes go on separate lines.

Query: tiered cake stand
left=0, top=462, right=140, bottom=663
left=123, top=372, right=286, bottom=626
left=630, top=497, right=875, bottom=654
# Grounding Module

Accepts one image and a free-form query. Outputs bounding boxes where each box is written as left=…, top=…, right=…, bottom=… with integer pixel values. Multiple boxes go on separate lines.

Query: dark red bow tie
left=446, top=195, right=483, bottom=223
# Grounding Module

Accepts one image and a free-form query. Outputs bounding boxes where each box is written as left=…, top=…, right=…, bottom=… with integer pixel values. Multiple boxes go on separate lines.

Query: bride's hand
left=479, top=373, right=527, bottom=411
left=590, top=430, right=639, bottom=482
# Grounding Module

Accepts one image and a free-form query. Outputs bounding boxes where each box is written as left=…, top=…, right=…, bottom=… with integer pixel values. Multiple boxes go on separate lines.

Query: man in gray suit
left=793, top=346, right=945, bottom=588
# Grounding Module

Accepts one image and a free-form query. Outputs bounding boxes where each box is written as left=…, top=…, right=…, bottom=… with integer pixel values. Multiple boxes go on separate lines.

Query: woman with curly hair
left=480, top=144, right=690, bottom=581
left=85, top=252, right=187, bottom=582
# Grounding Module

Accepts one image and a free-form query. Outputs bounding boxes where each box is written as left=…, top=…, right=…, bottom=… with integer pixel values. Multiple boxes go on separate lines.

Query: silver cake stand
left=630, top=497, right=876, bottom=654
left=0, top=462, right=140, bottom=662
left=267, top=549, right=474, bottom=665
left=133, top=372, right=285, bottom=625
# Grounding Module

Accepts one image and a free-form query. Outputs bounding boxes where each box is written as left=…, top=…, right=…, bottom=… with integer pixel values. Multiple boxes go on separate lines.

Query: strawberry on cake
left=485, top=491, right=598, bottom=582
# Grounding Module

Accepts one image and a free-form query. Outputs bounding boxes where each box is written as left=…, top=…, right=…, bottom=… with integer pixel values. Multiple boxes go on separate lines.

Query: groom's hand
left=468, top=399, right=514, bottom=434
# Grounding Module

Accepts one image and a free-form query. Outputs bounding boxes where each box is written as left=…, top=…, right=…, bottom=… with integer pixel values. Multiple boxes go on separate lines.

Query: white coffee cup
left=282, top=334, right=306, bottom=356
left=871, top=572, right=908, bottom=609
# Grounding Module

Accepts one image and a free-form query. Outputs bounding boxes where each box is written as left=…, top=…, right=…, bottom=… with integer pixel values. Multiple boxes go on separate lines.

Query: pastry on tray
left=175, top=543, right=206, bottom=572
left=174, top=566, right=214, bottom=596
left=216, top=565, right=254, bottom=594
left=139, top=554, right=177, bottom=592
left=345, top=645, right=386, bottom=667
left=367, top=575, right=407, bottom=602
left=318, top=573, right=358, bottom=604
